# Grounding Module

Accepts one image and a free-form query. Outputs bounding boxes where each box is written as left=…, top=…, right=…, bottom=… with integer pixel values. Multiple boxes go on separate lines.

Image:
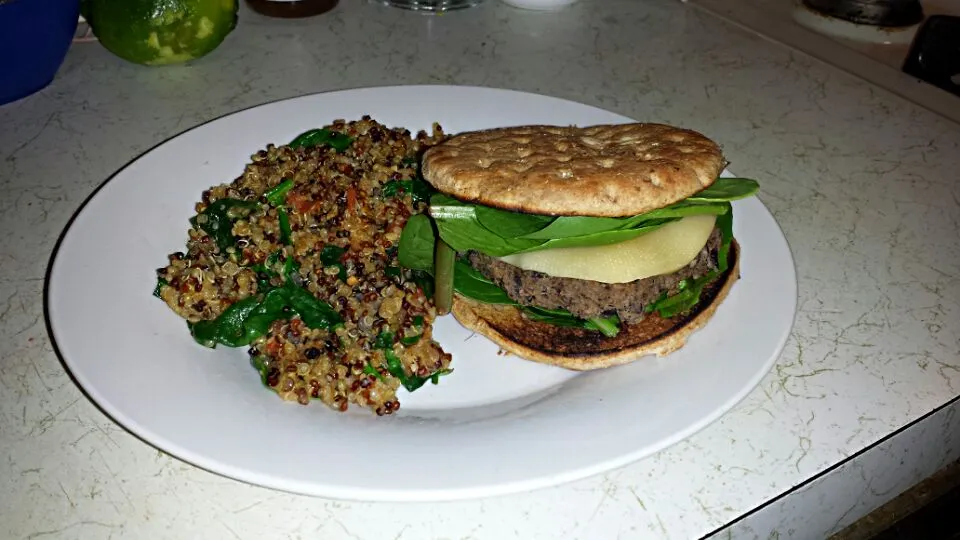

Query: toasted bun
left=421, top=123, right=725, bottom=217
left=450, top=241, right=740, bottom=370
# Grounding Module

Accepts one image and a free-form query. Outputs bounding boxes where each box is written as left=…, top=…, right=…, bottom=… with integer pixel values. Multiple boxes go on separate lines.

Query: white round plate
left=47, top=85, right=797, bottom=502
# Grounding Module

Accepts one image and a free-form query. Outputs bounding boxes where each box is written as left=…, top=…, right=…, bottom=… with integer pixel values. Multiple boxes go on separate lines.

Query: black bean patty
left=467, top=228, right=722, bottom=324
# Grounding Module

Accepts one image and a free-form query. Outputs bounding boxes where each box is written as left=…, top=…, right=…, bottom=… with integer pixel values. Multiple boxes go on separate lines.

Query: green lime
left=85, top=0, right=238, bottom=66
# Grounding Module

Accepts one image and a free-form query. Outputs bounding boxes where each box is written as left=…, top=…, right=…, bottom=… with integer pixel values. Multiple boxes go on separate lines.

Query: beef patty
left=467, top=228, right=722, bottom=324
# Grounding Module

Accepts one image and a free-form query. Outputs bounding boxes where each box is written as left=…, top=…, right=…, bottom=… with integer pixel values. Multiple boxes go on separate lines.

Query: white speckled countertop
left=2, top=0, right=959, bottom=538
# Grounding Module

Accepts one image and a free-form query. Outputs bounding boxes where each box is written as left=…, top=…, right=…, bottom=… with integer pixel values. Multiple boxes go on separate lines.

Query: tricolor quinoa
left=156, top=117, right=451, bottom=415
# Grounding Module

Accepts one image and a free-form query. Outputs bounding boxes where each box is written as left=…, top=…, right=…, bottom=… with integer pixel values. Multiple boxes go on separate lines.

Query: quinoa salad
left=155, top=117, right=452, bottom=416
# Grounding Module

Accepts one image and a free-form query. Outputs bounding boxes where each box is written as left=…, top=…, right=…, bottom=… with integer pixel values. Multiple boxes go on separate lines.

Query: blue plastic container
left=0, top=0, right=80, bottom=106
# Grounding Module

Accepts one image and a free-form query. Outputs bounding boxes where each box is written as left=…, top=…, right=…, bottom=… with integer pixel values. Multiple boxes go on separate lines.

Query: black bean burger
left=397, top=122, right=758, bottom=370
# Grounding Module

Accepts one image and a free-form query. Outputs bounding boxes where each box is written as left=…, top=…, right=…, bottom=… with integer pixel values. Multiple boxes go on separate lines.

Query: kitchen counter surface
left=2, top=0, right=958, bottom=538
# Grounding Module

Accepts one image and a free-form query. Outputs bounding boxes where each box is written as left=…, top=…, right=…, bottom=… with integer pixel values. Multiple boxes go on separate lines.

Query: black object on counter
left=902, top=15, right=960, bottom=98
left=246, top=0, right=339, bottom=18
left=802, top=0, right=924, bottom=27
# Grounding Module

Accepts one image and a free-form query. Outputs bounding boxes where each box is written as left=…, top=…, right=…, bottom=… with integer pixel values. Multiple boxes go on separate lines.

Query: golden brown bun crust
left=450, top=241, right=740, bottom=370
left=421, top=123, right=725, bottom=217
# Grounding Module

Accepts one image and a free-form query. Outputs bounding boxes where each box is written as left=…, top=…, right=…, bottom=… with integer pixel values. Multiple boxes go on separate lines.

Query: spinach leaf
left=282, top=255, right=299, bottom=283
left=265, top=180, right=294, bottom=248
left=521, top=221, right=672, bottom=252
left=523, top=307, right=621, bottom=337
left=514, top=205, right=727, bottom=252
left=520, top=203, right=727, bottom=242
left=190, top=199, right=259, bottom=252
left=685, top=178, right=759, bottom=202
left=188, top=284, right=342, bottom=349
left=251, top=250, right=282, bottom=285
left=264, top=179, right=294, bottom=207
left=429, top=194, right=543, bottom=256
left=397, top=214, right=436, bottom=272
left=249, top=252, right=298, bottom=290
left=319, top=244, right=347, bottom=281
left=474, top=204, right=554, bottom=239
left=614, top=202, right=728, bottom=228
left=430, top=369, right=454, bottom=385
left=320, top=244, right=346, bottom=265
left=645, top=279, right=698, bottom=318
left=374, top=321, right=417, bottom=349
left=363, top=363, right=385, bottom=382
left=153, top=277, right=168, bottom=298
left=189, top=296, right=262, bottom=348
left=419, top=178, right=756, bottom=257
left=278, top=209, right=292, bottom=245
left=646, top=202, right=735, bottom=318
left=585, top=315, right=621, bottom=337
left=408, top=270, right=435, bottom=298
left=383, top=350, right=451, bottom=392
left=251, top=355, right=270, bottom=386
left=241, top=288, right=293, bottom=339
left=289, top=128, right=353, bottom=152
left=519, top=215, right=630, bottom=240
left=524, top=304, right=619, bottom=336
left=401, top=316, right=424, bottom=345
left=382, top=178, right=434, bottom=204
left=368, top=329, right=450, bottom=391
left=283, top=285, right=342, bottom=329
left=715, top=202, right=735, bottom=273
left=452, top=260, right=516, bottom=304
left=522, top=305, right=590, bottom=327
left=373, top=331, right=394, bottom=350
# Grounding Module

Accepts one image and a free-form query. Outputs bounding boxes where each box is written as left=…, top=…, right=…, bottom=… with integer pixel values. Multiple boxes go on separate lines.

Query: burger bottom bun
left=450, top=241, right=741, bottom=371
